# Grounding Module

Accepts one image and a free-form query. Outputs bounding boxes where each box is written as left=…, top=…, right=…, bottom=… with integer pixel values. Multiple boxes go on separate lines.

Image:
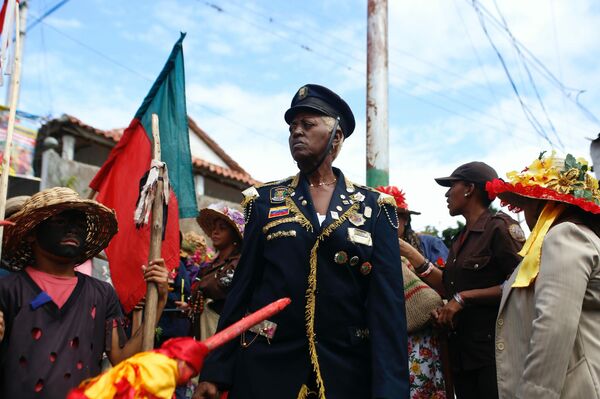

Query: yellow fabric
left=513, top=202, right=565, bottom=288
left=78, top=352, right=179, bottom=399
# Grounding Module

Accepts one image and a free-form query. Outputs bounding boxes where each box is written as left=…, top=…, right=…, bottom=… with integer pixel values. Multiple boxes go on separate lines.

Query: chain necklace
left=309, top=178, right=337, bottom=188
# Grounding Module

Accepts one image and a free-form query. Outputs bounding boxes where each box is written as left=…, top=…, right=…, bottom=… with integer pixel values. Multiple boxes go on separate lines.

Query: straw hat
left=2, top=187, right=118, bottom=269
left=375, top=186, right=421, bottom=215
left=180, top=231, right=207, bottom=258
left=486, top=152, right=600, bottom=214
left=197, top=203, right=244, bottom=243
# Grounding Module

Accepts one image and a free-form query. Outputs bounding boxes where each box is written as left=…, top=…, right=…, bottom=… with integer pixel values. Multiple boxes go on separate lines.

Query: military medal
left=347, top=228, right=373, bottom=246
left=336, top=205, right=343, bottom=211
left=349, top=256, right=360, bottom=266
left=334, top=251, right=348, bottom=265
left=360, top=262, right=372, bottom=275
left=270, top=186, right=288, bottom=203
left=351, top=192, right=365, bottom=202
left=330, top=211, right=339, bottom=220
left=349, top=213, right=365, bottom=227
left=364, top=206, right=372, bottom=218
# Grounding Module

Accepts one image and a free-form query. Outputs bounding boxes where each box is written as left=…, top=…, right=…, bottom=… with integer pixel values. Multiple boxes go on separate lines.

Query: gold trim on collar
left=285, top=196, right=313, bottom=233
left=344, top=176, right=355, bottom=192
left=289, top=173, right=300, bottom=189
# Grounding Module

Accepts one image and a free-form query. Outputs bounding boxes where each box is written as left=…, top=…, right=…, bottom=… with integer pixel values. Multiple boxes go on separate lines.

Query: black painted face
left=35, top=209, right=87, bottom=260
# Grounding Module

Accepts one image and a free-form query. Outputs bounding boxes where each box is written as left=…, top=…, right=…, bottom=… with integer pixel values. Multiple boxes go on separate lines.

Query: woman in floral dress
left=377, top=186, right=449, bottom=399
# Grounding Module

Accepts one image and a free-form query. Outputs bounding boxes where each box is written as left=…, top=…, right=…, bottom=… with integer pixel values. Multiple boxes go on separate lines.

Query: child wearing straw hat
left=487, top=152, right=600, bottom=399
left=0, top=187, right=170, bottom=399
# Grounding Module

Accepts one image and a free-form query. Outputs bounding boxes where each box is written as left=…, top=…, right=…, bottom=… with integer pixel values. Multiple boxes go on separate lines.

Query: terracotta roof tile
left=60, top=114, right=258, bottom=187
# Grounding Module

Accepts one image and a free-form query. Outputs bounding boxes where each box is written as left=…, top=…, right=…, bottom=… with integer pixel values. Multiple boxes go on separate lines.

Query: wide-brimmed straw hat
left=197, top=203, right=244, bottom=242
left=2, top=187, right=118, bottom=269
left=486, top=152, right=600, bottom=214
left=375, top=186, right=421, bottom=215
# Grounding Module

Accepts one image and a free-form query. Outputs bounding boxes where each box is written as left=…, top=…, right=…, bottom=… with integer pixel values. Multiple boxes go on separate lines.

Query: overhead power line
left=200, top=0, right=560, bottom=143
left=469, top=0, right=599, bottom=127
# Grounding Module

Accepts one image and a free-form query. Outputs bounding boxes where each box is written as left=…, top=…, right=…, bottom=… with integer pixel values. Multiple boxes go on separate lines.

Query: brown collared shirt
left=442, top=210, right=524, bottom=371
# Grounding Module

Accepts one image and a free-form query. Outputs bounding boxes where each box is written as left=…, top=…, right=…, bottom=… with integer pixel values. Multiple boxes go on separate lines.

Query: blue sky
left=15, top=0, right=600, bottom=231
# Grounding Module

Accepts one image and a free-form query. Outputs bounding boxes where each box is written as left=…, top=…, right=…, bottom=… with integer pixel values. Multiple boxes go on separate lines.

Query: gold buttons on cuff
left=496, top=342, right=505, bottom=351
left=497, top=318, right=504, bottom=326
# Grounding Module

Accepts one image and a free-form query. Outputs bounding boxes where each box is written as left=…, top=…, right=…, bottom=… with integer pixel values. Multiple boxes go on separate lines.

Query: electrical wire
left=471, top=0, right=556, bottom=148
left=200, top=0, right=556, bottom=142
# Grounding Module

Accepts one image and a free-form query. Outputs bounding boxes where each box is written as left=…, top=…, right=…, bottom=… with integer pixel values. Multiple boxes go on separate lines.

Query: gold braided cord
left=304, top=202, right=360, bottom=399
left=262, top=216, right=300, bottom=234
left=296, top=384, right=312, bottom=399
left=286, top=196, right=313, bottom=233
left=266, top=230, right=297, bottom=241
left=255, top=176, right=295, bottom=189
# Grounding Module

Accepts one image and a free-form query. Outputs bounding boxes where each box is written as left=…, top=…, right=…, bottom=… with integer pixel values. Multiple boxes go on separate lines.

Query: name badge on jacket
left=347, top=227, right=372, bottom=246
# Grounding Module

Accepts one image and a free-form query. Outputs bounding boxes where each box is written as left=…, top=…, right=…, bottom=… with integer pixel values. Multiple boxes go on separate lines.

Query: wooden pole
left=0, top=3, right=21, bottom=260
left=141, top=113, right=164, bottom=351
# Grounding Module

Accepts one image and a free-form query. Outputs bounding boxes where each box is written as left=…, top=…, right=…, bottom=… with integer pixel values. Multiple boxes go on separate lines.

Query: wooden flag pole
left=141, top=113, right=165, bottom=351
left=0, top=3, right=21, bottom=260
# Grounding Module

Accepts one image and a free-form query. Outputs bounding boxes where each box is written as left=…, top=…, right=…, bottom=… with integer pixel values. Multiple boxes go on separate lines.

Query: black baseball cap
left=435, top=161, right=498, bottom=187
left=284, top=84, right=356, bottom=137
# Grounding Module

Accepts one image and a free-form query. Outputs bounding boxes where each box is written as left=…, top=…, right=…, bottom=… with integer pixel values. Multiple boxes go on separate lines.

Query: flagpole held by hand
left=141, top=113, right=164, bottom=351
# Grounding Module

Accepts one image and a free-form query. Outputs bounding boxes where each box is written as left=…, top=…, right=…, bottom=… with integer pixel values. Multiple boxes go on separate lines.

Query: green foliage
left=441, top=220, right=465, bottom=248
left=420, top=225, right=440, bottom=237
left=60, top=175, right=78, bottom=190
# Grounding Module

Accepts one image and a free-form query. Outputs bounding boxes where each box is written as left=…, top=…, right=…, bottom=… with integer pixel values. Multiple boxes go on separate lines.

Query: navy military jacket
left=200, top=169, right=409, bottom=399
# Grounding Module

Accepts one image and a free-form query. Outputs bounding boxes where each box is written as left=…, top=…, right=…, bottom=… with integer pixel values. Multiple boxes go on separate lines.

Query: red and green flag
left=89, top=33, right=196, bottom=312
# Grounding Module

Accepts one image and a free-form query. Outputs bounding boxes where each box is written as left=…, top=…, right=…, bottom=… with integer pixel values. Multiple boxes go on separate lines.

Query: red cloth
left=25, top=267, right=77, bottom=308
left=156, top=337, right=209, bottom=375
left=88, top=119, right=180, bottom=313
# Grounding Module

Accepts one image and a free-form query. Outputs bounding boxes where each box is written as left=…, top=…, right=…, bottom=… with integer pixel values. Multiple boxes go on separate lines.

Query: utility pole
left=366, top=0, right=389, bottom=187
left=4, top=0, right=27, bottom=107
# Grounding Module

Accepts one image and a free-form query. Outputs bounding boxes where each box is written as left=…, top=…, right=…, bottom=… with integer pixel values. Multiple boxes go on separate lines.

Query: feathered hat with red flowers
left=375, top=186, right=421, bottom=215
left=486, top=151, right=600, bottom=214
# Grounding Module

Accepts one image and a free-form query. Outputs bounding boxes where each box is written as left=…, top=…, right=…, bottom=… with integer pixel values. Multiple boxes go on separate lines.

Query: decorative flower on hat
left=486, top=151, right=600, bottom=214
left=375, top=185, right=409, bottom=210
left=198, top=202, right=245, bottom=243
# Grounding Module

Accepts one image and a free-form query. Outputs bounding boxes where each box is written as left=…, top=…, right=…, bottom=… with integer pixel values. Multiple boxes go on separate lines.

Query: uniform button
left=497, top=318, right=504, bottom=326
left=474, top=263, right=479, bottom=269
left=496, top=342, right=505, bottom=351
left=450, top=281, right=455, bottom=286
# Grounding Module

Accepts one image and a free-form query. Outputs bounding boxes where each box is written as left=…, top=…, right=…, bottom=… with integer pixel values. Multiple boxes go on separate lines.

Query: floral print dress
left=408, top=327, right=446, bottom=398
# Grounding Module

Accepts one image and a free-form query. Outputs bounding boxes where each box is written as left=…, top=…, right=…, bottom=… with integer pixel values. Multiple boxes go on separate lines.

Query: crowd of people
left=0, top=84, right=598, bottom=399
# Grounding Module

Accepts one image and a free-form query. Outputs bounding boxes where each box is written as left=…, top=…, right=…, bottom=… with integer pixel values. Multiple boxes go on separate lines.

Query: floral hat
left=197, top=202, right=245, bottom=242
left=486, top=151, right=600, bottom=214
left=375, top=186, right=421, bottom=215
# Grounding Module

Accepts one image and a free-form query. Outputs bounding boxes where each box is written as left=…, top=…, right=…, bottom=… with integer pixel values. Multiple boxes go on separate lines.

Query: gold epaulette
left=241, top=186, right=259, bottom=209
left=377, top=192, right=396, bottom=208
left=254, top=176, right=295, bottom=189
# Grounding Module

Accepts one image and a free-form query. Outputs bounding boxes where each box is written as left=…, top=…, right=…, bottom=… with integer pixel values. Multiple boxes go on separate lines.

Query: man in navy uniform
left=195, top=84, right=409, bottom=399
